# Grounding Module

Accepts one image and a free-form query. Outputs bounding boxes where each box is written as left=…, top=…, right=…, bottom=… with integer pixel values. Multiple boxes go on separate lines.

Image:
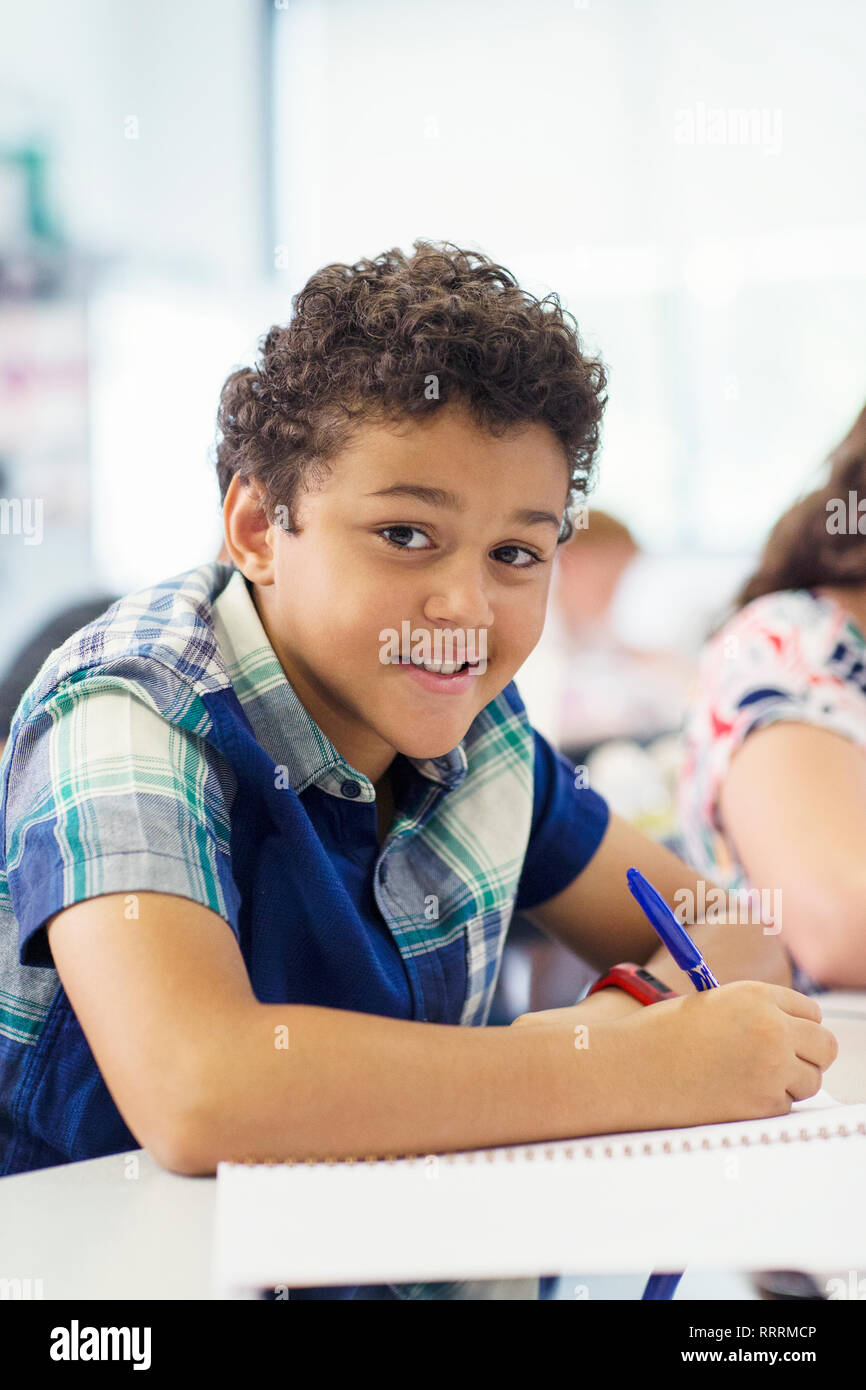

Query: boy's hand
left=511, top=979, right=839, bottom=1134
left=600, top=980, right=839, bottom=1130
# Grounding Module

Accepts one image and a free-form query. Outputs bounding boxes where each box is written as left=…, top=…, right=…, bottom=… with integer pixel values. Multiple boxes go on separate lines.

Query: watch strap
left=587, top=961, right=679, bottom=1006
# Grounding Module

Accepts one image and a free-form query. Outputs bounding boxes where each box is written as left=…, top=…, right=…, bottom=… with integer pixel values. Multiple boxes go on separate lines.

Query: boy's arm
left=46, top=889, right=832, bottom=1175
left=521, top=811, right=792, bottom=996
left=44, top=891, right=649, bottom=1175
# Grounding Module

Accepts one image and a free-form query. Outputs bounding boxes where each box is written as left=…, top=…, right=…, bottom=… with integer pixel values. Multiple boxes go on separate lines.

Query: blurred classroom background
left=2, top=0, right=865, bottom=1012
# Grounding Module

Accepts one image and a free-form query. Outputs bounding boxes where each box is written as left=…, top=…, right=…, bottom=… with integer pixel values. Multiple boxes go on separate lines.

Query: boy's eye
left=493, top=545, right=543, bottom=569
left=377, top=527, right=543, bottom=568
left=379, top=525, right=431, bottom=550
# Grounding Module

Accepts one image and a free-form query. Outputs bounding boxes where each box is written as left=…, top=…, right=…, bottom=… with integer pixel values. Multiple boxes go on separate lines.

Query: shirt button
left=341, top=779, right=362, bottom=798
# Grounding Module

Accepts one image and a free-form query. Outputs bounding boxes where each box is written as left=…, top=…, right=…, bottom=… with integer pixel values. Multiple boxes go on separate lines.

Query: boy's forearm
left=181, top=1002, right=631, bottom=1175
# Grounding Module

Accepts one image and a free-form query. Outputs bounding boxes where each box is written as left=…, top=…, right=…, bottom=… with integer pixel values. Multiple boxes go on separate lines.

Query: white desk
left=2, top=990, right=864, bottom=1300
left=0, top=1149, right=232, bottom=1300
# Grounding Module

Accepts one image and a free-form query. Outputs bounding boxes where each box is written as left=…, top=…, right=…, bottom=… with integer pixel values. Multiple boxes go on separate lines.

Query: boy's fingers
left=789, top=1016, right=839, bottom=1070
left=763, top=982, right=823, bottom=1022
left=785, top=1058, right=825, bottom=1102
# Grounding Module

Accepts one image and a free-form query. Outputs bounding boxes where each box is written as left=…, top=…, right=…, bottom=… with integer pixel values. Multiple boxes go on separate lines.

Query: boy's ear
left=222, top=474, right=276, bottom=585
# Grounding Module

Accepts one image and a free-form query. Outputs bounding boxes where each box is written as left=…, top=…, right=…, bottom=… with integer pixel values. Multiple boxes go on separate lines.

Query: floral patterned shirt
left=677, top=588, right=866, bottom=992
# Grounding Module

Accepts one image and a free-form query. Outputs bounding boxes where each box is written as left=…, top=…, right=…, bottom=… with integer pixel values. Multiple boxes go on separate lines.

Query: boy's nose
left=425, top=589, right=494, bottom=633
left=423, top=581, right=494, bottom=633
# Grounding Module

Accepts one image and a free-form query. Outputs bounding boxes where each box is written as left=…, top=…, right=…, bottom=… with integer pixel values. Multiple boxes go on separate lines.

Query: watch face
left=589, top=966, right=678, bottom=1005
left=635, top=968, right=675, bottom=994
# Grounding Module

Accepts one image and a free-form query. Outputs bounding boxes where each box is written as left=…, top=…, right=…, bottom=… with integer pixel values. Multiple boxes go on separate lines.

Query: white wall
left=273, top=0, right=866, bottom=552
left=3, top=0, right=866, bottom=602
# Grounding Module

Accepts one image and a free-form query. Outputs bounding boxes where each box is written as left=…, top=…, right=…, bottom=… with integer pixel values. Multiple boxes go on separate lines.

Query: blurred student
left=678, top=402, right=866, bottom=988
left=517, top=510, right=743, bottom=753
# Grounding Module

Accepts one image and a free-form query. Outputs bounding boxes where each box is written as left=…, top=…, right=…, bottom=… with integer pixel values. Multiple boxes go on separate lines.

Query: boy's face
left=230, top=402, right=570, bottom=784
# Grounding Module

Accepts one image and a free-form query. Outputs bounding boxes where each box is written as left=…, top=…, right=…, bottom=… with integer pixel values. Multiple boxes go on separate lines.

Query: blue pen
left=626, top=867, right=719, bottom=992
left=625, top=866, right=719, bottom=1300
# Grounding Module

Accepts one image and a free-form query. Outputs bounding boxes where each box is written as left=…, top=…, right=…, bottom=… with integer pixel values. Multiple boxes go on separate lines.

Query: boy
left=0, top=241, right=836, bottom=1300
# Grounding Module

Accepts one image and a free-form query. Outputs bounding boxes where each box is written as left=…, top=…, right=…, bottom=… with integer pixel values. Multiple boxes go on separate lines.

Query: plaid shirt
left=0, top=560, right=609, bottom=1297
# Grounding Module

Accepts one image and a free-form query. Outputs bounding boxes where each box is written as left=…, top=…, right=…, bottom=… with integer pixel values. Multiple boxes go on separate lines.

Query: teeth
left=412, top=658, right=464, bottom=674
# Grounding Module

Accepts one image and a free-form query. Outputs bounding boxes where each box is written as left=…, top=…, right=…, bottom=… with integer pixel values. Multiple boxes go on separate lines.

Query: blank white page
left=213, top=1094, right=866, bottom=1292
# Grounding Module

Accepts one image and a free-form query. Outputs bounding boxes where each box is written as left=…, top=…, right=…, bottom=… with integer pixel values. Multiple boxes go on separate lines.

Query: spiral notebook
left=213, top=1090, right=866, bottom=1293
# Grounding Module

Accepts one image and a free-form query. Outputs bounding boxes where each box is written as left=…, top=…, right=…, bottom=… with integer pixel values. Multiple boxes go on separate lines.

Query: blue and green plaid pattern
left=0, top=558, right=537, bottom=1083
left=0, top=559, right=614, bottom=1299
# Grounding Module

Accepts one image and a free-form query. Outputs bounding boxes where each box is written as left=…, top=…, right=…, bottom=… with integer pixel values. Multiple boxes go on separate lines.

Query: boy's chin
left=386, top=720, right=477, bottom=762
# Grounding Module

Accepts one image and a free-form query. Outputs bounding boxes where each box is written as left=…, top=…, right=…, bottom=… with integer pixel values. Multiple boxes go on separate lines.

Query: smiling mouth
left=399, top=655, right=486, bottom=686
left=408, top=657, right=480, bottom=675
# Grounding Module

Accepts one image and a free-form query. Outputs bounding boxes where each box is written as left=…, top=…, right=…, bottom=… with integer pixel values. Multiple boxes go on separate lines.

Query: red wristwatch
left=587, top=962, right=679, bottom=1006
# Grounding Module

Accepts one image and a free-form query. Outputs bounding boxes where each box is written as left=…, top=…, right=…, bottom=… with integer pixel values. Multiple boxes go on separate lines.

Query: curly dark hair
left=215, top=240, right=607, bottom=543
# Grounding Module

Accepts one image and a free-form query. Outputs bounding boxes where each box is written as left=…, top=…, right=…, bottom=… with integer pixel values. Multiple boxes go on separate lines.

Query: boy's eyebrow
left=365, top=483, right=561, bottom=529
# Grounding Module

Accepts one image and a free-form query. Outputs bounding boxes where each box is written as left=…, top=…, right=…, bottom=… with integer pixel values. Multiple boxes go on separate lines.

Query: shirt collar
left=210, top=566, right=468, bottom=801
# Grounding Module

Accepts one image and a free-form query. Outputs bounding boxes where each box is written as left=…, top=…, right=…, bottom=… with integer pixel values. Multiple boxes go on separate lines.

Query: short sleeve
left=514, top=727, right=610, bottom=911
left=3, top=680, right=241, bottom=968
left=680, top=590, right=866, bottom=846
